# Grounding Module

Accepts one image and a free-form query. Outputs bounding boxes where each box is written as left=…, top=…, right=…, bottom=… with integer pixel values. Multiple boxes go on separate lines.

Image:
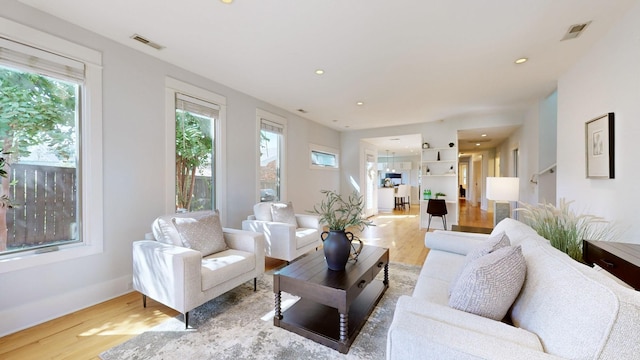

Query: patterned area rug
left=100, top=262, right=420, bottom=360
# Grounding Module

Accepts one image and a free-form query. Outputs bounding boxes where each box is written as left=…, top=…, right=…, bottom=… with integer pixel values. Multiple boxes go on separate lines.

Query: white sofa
left=387, top=218, right=640, bottom=359
left=242, top=202, right=321, bottom=262
left=132, top=211, right=265, bottom=327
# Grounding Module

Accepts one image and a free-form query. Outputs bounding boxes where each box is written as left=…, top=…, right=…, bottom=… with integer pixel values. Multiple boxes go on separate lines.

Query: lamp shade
left=486, top=177, right=520, bottom=201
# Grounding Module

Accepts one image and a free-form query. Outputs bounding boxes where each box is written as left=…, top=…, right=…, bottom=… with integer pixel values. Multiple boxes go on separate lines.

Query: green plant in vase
left=435, top=192, right=446, bottom=199
left=309, top=190, right=373, bottom=270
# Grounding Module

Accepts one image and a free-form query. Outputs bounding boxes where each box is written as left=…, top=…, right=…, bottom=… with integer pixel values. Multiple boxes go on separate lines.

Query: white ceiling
left=18, top=0, right=636, bottom=134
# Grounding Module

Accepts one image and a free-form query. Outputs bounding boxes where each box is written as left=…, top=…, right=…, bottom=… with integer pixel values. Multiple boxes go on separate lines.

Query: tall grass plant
left=515, top=199, right=619, bottom=262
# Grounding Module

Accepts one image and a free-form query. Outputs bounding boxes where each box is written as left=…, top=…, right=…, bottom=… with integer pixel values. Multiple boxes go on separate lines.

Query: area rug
left=100, top=262, right=420, bottom=360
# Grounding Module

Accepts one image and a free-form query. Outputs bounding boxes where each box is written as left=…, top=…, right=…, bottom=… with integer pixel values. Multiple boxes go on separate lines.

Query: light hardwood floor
left=0, top=201, right=490, bottom=360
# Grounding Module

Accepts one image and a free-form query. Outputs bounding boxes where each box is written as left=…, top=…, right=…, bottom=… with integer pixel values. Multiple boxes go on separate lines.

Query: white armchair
left=242, top=202, right=321, bottom=262
left=132, top=210, right=265, bottom=328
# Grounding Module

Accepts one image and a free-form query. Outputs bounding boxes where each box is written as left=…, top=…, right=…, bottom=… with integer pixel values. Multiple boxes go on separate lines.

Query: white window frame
left=309, top=143, right=340, bottom=170
left=165, top=77, right=227, bottom=223
left=0, top=17, right=103, bottom=274
left=256, top=109, right=287, bottom=202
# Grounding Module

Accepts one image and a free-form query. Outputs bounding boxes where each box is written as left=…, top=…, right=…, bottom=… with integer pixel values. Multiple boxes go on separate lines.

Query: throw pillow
left=449, top=231, right=511, bottom=293
left=271, top=202, right=298, bottom=227
left=172, top=210, right=227, bottom=257
left=449, top=245, right=527, bottom=321
left=253, top=202, right=273, bottom=221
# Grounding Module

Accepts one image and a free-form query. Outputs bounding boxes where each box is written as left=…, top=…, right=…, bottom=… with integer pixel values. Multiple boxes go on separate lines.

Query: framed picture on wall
left=585, top=112, right=615, bottom=179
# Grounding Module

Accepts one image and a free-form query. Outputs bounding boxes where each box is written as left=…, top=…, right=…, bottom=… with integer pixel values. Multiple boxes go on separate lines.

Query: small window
left=310, top=145, right=339, bottom=169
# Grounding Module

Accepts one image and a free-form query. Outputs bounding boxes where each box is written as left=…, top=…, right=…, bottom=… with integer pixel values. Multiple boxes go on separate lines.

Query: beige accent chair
left=242, top=202, right=321, bottom=262
left=132, top=210, right=265, bottom=328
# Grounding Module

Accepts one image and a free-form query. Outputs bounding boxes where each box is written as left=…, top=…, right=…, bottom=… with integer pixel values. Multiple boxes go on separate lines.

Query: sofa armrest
left=295, top=213, right=320, bottom=229
left=424, top=230, right=490, bottom=255
left=132, top=240, right=202, bottom=313
left=388, top=296, right=562, bottom=360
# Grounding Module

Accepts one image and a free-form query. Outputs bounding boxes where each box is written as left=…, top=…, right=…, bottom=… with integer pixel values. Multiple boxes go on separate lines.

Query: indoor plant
left=515, top=198, right=619, bottom=262
left=310, top=190, right=373, bottom=270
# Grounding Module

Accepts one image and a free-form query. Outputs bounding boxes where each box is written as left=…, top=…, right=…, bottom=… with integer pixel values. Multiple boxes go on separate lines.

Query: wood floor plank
left=0, top=201, right=491, bottom=359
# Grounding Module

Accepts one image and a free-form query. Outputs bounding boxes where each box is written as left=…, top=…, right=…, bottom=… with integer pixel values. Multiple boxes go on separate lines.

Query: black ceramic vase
left=321, top=230, right=353, bottom=271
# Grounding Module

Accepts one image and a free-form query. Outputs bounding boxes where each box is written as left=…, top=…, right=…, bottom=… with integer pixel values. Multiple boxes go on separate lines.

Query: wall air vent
left=130, top=34, right=165, bottom=50
left=561, top=21, right=591, bottom=41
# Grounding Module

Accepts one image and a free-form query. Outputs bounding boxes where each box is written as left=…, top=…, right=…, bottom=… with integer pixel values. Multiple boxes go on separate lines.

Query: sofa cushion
left=201, top=249, right=256, bottom=291
left=253, top=202, right=273, bottom=221
left=449, top=245, right=526, bottom=320
left=271, top=201, right=298, bottom=227
left=172, top=210, right=228, bottom=256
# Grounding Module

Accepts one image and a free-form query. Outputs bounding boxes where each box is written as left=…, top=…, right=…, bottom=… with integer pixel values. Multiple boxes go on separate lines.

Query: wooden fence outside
left=7, top=163, right=76, bottom=248
left=4, top=165, right=213, bottom=249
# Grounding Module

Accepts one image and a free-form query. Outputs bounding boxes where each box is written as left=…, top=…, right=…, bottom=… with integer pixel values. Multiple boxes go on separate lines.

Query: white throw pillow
left=271, top=202, right=298, bottom=227
left=449, top=245, right=526, bottom=321
left=253, top=202, right=273, bottom=221
left=172, top=210, right=227, bottom=257
left=449, top=231, right=511, bottom=293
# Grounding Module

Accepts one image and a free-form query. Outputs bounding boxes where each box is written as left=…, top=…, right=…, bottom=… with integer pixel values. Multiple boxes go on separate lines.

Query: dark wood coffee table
left=273, top=245, right=389, bottom=353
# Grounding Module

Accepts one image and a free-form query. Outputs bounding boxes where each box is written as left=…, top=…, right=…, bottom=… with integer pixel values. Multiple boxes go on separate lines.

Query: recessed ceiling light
left=220, top=0, right=233, bottom=3
left=356, top=101, right=364, bottom=106
left=315, top=69, right=324, bottom=75
left=515, top=57, right=528, bottom=64
left=481, top=133, right=487, bottom=137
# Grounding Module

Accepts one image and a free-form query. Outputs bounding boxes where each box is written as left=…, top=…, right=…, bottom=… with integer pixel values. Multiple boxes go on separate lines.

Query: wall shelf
left=420, top=146, right=458, bottom=230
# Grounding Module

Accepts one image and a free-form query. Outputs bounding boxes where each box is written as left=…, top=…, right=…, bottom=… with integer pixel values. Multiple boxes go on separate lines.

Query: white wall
left=0, top=1, right=339, bottom=336
left=557, top=1, right=640, bottom=243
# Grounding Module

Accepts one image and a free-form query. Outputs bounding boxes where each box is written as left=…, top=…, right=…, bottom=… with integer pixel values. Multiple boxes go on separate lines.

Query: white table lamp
left=486, top=177, right=519, bottom=226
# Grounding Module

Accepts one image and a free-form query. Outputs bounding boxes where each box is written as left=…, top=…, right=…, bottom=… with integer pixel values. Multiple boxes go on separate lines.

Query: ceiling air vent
left=130, top=34, right=165, bottom=50
left=297, top=109, right=308, bottom=114
left=561, top=21, right=591, bottom=41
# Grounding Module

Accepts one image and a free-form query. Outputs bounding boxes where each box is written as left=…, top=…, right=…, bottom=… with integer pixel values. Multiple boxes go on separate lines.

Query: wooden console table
left=583, top=240, right=640, bottom=290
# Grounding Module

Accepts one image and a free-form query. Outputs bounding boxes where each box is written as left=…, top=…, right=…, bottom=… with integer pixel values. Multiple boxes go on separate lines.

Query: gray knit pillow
left=449, top=231, right=511, bottom=294
left=449, top=245, right=526, bottom=320
left=271, top=202, right=298, bottom=227
left=172, top=210, right=227, bottom=257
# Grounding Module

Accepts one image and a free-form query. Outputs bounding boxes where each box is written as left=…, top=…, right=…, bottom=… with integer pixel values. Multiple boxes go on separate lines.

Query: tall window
left=0, top=24, right=103, bottom=270
left=259, top=115, right=285, bottom=202
left=175, top=94, right=219, bottom=212
left=0, top=39, right=82, bottom=256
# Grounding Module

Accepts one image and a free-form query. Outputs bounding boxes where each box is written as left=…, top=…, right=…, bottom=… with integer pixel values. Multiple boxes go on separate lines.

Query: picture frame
left=585, top=112, right=615, bottom=179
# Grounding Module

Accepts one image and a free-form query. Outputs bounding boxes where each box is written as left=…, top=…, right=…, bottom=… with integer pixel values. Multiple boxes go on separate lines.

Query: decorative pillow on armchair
left=271, top=202, right=298, bottom=227
left=172, top=210, right=228, bottom=257
left=449, top=245, right=526, bottom=321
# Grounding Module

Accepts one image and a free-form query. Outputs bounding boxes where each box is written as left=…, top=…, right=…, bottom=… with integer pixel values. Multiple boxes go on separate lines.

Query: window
left=310, top=144, right=339, bottom=169
left=0, top=18, right=103, bottom=273
left=258, top=110, right=286, bottom=202
left=175, top=94, right=219, bottom=212
left=166, top=78, right=226, bottom=218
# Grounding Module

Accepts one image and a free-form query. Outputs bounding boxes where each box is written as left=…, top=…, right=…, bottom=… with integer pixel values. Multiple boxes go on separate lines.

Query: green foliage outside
left=175, top=110, right=213, bottom=211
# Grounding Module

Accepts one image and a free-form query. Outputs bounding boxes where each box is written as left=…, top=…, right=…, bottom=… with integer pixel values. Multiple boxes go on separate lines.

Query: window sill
left=0, top=243, right=103, bottom=274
